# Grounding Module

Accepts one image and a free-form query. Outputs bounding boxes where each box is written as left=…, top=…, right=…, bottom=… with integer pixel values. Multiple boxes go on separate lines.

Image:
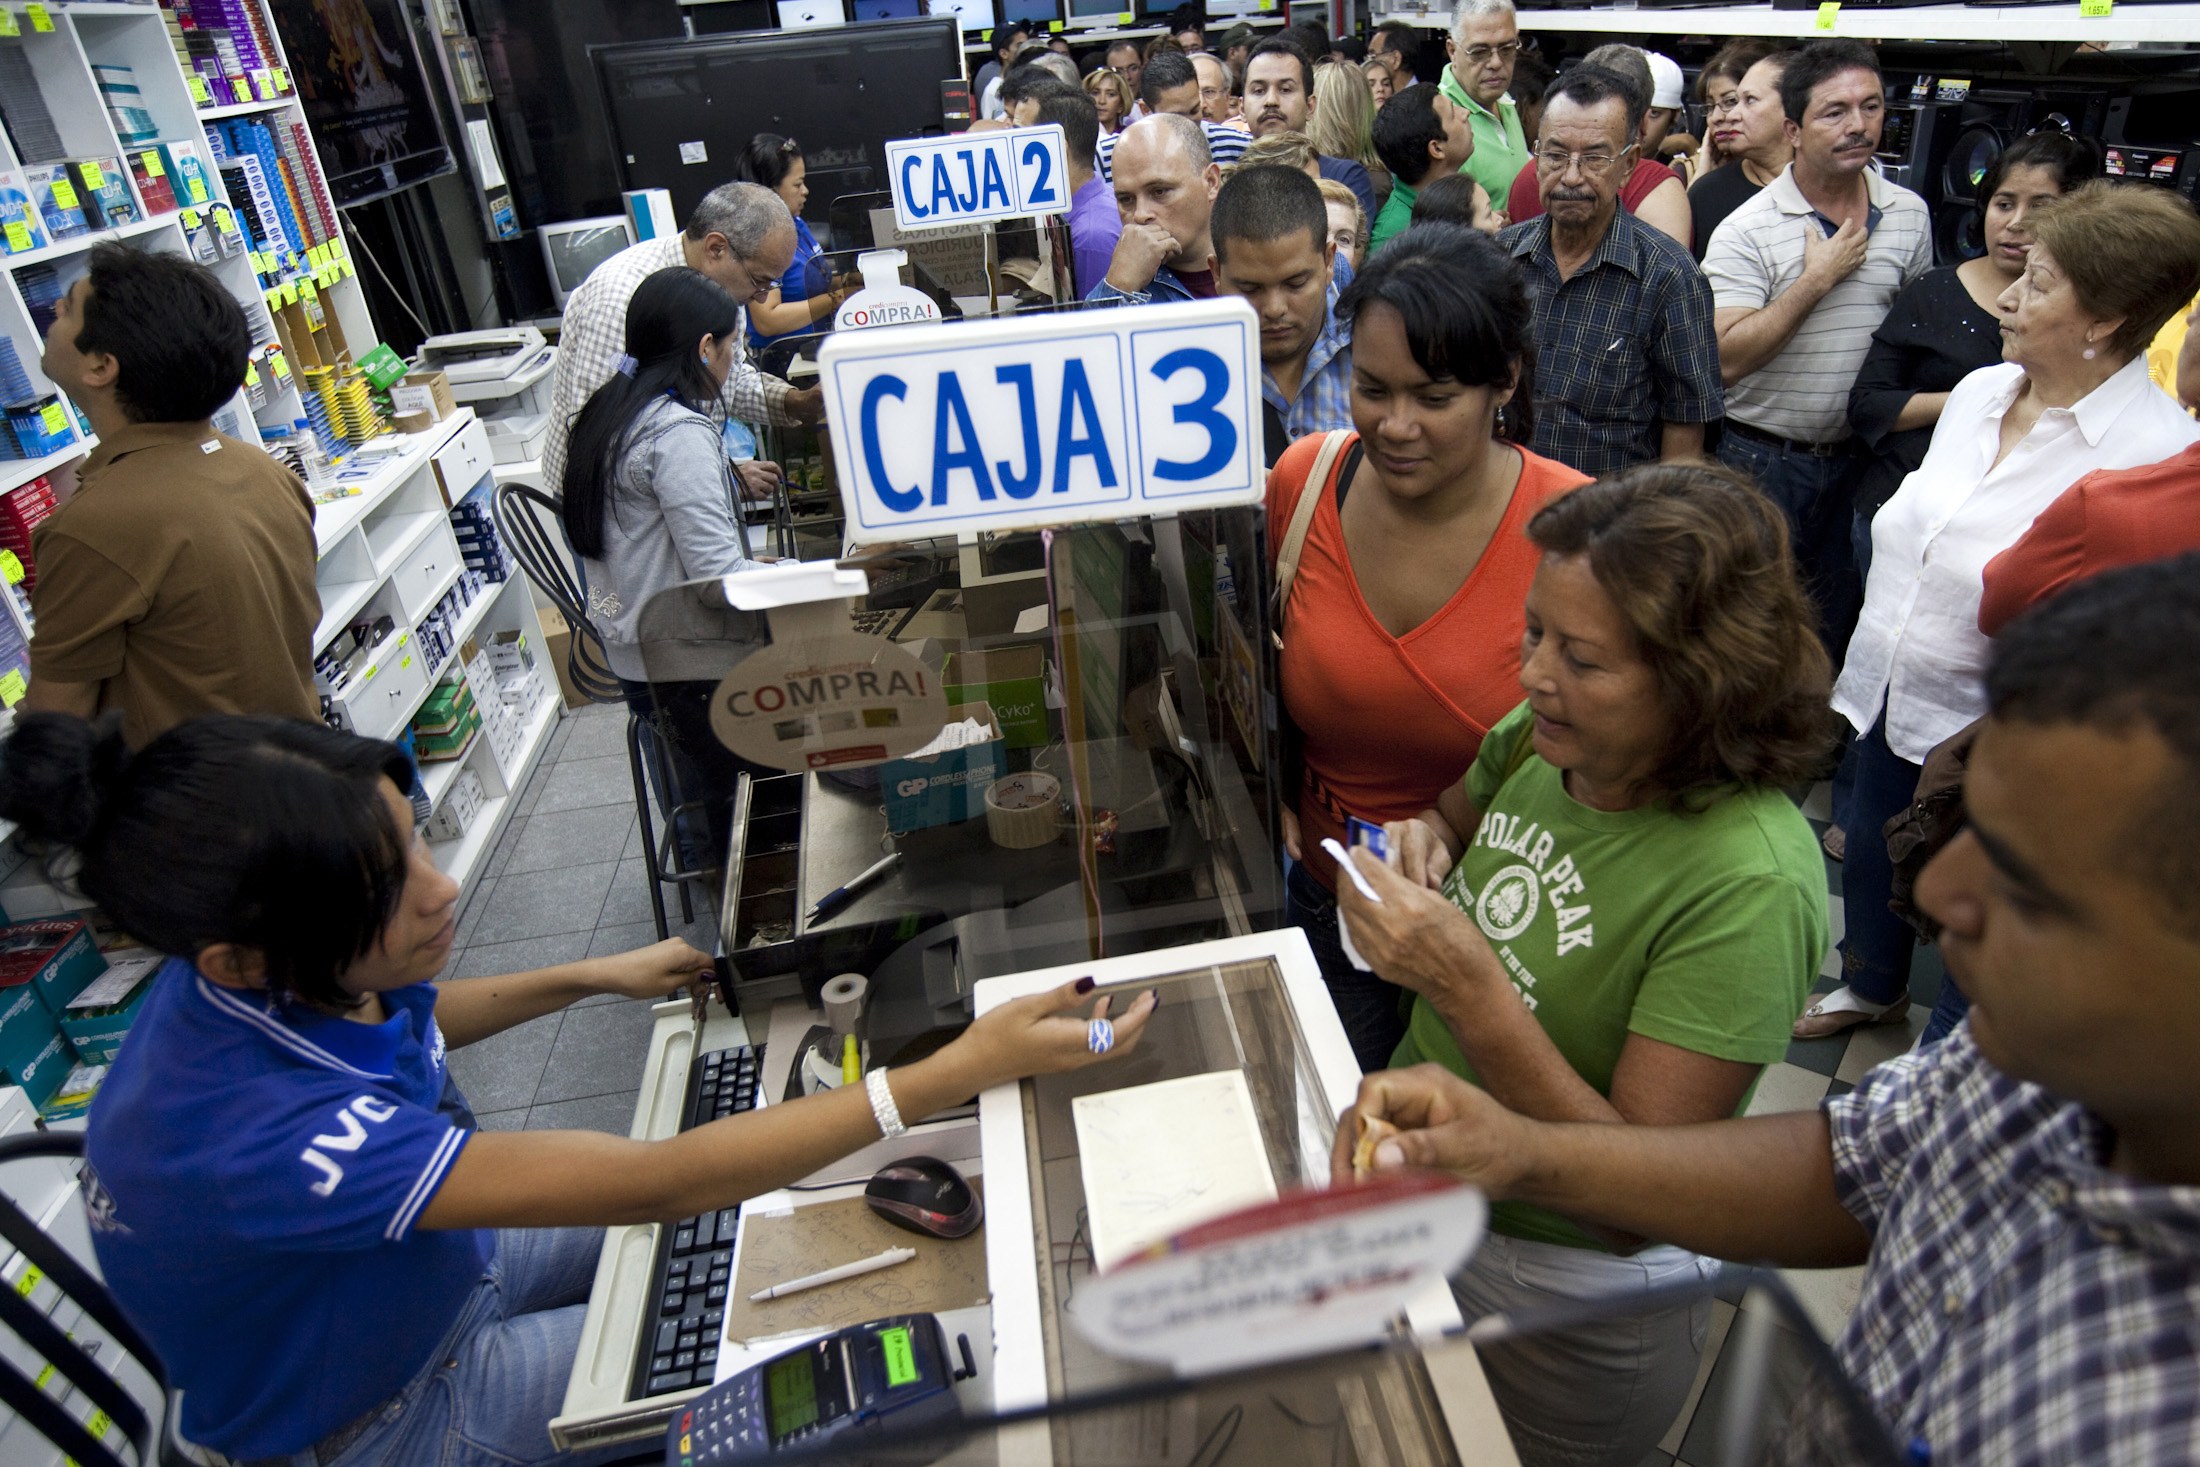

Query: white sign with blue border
left=885, top=124, right=1071, bottom=232
left=819, top=298, right=1264, bottom=545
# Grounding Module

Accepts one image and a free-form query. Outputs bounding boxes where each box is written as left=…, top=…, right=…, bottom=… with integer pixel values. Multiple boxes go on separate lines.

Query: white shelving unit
left=0, top=0, right=551, bottom=897
left=1509, top=2, right=2200, bottom=41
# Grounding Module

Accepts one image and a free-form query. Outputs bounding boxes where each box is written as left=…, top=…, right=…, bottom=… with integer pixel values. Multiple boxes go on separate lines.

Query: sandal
left=1792, top=988, right=1909, bottom=1041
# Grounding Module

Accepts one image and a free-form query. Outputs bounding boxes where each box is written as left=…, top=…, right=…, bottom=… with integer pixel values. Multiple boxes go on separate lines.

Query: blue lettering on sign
left=1055, top=361, right=1116, bottom=494
left=981, top=149, right=1012, bottom=211
left=1148, top=347, right=1236, bottom=481
left=931, top=373, right=995, bottom=504
left=994, top=365, right=1043, bottom=499
left=861, top=376, right=920, bottom=512
left=899, top=155, right=928, bottom=219
left=1021, top=139, right=1056, bottom=206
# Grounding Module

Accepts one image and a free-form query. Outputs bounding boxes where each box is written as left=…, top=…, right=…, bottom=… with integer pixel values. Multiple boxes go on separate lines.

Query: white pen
left=748, top=1246, right=916, bottom=1302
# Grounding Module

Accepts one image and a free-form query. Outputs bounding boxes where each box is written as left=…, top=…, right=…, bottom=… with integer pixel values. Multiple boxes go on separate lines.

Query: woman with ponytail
left=0, top=711, right=1154, bottom=1465
left=560, top=264, right=766, bottom=866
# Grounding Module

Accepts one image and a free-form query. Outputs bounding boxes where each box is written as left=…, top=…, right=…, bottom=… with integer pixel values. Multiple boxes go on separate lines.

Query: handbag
left=1883, top=718, right=1980, bottom=941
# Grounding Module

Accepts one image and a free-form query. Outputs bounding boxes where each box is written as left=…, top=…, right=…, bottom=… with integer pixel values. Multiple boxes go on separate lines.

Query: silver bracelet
left=866, top=1068, right=907, bottom=1139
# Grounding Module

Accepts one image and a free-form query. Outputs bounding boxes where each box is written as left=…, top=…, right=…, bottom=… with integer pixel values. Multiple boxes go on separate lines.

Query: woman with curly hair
left=1334, top=461, right=1838, bottom=1467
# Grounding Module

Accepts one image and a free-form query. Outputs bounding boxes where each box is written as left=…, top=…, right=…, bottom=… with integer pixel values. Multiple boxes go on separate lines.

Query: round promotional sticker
left=709, top=633, right=948, bottom=772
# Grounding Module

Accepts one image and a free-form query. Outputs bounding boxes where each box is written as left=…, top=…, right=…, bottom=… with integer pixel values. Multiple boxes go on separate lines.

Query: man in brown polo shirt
left=24, top=244, right=321, bottom=746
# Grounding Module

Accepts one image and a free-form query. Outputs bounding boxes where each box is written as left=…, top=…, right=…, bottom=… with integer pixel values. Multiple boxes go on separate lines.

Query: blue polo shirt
left=82, top=960, right=490, bottom=1458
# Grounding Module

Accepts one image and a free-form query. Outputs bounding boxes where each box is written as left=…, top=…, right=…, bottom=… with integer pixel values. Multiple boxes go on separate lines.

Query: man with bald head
left=1085, top=115, right=1223, bottom=305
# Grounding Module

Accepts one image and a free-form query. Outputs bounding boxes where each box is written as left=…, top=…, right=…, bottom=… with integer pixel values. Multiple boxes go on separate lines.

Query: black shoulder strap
left=1334, top=444, right=1365, bottom=510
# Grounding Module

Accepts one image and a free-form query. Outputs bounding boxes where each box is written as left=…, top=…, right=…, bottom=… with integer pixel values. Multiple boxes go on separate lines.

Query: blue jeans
left=1286, top=858, right=1406, bottom=1073
left=1921, top=971, right=1970, bottom=1046
left=274, top=1226, right=637, bottom=1467
left=1716, top=429, right=1865, bottom=661
left=1840, top=716, right=1923, bottom=1009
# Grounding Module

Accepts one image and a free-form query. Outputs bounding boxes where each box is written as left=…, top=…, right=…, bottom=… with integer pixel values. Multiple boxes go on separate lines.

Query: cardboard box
left=487, top=628, right=533, bottom=677
left=389, top=370, right=456, bottom=423
left=536, top=606, right=592, bottom=710
left=0, top=978, right=59, bottom=1077
left=59, top=954, right=158, bottom=1065
left=880, top=702, right=1003, bottom=836
left=0, top=919, right=107, bottom=1016
left=3, top=1027, right=74, bottom=1109
left=943, top=647, right=1048, bottom=749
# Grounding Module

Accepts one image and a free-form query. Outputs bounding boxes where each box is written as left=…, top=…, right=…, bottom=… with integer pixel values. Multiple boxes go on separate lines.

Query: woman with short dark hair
left=0, top=711, right=1153, bottom=1465
left=728, top=133, right=846, bottom=365
left=1267, top=223, right=1588, bottom=1074
left=1335, top=461, right=1836, bottom=1466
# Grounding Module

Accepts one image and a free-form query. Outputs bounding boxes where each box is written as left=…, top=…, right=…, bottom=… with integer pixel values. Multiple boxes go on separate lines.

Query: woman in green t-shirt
left=1335, top=463, right=1838, bottom=1467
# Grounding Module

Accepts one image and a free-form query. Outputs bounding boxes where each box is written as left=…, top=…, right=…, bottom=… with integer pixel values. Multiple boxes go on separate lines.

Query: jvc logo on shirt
left=300, top=1095, right=400, bottom=1198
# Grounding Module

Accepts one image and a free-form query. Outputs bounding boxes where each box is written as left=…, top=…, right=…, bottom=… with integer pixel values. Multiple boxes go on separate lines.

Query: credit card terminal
left=665, top=1313, right=968, bottom=1464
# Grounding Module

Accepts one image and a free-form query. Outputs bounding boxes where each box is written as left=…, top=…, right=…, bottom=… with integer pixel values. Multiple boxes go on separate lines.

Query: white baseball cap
left=1646, top=52, right=1685, bottom=110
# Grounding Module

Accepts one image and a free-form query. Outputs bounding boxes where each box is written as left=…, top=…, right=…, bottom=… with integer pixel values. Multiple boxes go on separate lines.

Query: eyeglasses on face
left=1535, top=144, right=1630, bottom=174
left=1460, top=40, right=1521, bottom=66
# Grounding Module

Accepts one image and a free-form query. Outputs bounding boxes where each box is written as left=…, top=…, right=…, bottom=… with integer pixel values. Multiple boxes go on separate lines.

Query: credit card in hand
left=1346, top=816, right=1390, bottom=862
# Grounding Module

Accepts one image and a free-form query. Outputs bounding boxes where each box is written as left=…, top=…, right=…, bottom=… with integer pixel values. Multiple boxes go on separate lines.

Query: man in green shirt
left=1369, top=83, right=1476, bottom=253
left=1438, top=0, right=1532, bottom=205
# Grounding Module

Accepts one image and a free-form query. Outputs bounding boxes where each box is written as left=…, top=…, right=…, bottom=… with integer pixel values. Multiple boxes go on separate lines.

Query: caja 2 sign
left=818, top=297, right=1263, bottom=545
left=885, top=124, right=1071, bottom=231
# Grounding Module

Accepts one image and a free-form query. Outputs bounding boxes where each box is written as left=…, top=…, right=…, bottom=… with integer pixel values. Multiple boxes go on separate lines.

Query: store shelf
left=2, top=215, right=176, bottom=273
left=431, top=694, right=561, bottom=887
left=418, top=731, right=482, bottom=806
left=313, top=576, right=379, bottom=647
left=427, top=578, right=504, bottom=685
left=1513, top=2, right=2200, bottom=40
left=0, top=437, right=94, bottom=495
left=197, top=96, right=297, bottom=120
left=312, top=414, right=475, bottom=553
left=368, top=509, right=444, bottom=574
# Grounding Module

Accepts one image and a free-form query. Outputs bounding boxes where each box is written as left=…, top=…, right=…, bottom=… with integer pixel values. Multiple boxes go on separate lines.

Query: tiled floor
left=446, top=714, right=1921, bottom=1462
left=439, top=702, right=718, bottom=1134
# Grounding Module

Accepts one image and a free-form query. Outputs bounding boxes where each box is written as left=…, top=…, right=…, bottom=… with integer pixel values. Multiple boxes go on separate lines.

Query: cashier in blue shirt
left=0, top=712, right=1157, bottom=1466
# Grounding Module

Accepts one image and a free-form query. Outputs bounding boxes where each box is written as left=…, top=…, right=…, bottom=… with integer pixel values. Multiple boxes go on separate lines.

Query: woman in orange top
left=1269, top=222, right=1589, bottom=1071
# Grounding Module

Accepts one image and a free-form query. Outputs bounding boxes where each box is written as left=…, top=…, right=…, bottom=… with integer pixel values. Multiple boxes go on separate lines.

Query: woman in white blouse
left=1798, top=181, right=2200, bottom=1044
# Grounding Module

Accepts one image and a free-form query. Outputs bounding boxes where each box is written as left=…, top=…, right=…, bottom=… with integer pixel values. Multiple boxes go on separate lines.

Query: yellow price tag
left=0, top=10, right=17, bottom=36
left=245, top=362, right=261, bottom=387
left=50, top=176, right=78, bottom=210
left=80, top=161, right=105, bottom=190
left=188, top=74, right=211, bottom=104
left=143, top=150, right=166, bottom=177
left=265, top=288, right=284, bottom=308
left=308, top=243, right=327, bottom=268
left=272, top=66, right=290, bottom=92
left=254, top=71, right=275, bottom=101
left=2078, top=0, right=2111, bottom=14
left=340, top=258, right=356, bottom=279
left=215, top=208, right=237, bottom=234
left=281, top=283, right=298, bottom=306
left=26, top=3, right=51, bottom=32
left=181, top=208, right=200, bottom=227
left=331, top=238, right=347, bottom=259
left=271, top=352, right=291, bottom=380
left=39, top=402, right=66, bottom=435
left=1047, top=18, right=1063, bottom=29
left=300, top=279, right=319, bottom=303
left=1116, top=10, right=1132, bottom=20
left=233, top=76, right=252, bottom=103
left=0, top=552, right=24, bottom=587
left=3, top=221, right=28, bottom=253
left=0, top=671, right=24, bottom=708
left=16, top=1266, right=42, bottom=1297
left=32, top=1363, right=53, bottom=1391
left=1814, top=1, right=1840, bottom=27
left=187, top=177, right=208, bottom=203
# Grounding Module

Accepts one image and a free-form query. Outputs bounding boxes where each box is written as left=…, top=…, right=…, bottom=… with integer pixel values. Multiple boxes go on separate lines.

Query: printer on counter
left=413, top=328, right=557, bottom=468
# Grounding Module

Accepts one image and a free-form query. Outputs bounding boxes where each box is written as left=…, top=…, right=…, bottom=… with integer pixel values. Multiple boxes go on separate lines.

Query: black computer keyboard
left=630, top=1043, right=764, bottom=1399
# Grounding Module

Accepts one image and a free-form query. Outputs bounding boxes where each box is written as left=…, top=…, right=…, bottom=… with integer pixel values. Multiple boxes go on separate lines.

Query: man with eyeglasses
left=542, top=181, right=823, bottom=503
left=1438, top=0, right=1531, bottom=206
left=1498, top=66, right=1722, bottom=474
left=1366, top=21, right=1420, bottom=91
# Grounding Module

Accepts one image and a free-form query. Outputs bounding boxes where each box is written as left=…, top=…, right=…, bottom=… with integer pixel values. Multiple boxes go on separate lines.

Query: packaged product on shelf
left=426, top=767, right=488, bottom=843
left=58, top=952, right=160, bottom=1065
left=159, top=139, right=214, bottom=209
left=22, top=163, right=89, bottom=242
left=0, top=170, right=49, bottom=256
left=66, top=156, right=139, bottom=228
left=178, top=204, right=219, bottom=262
left=39, top=1062, right=109, bottom=1127
left=413, top=676, right=482, bottom=762
left=95, top=64, right=159, bottom=148
left=0, top=339, right=34, bottom=409
left=7, top=397, right=74, bottom=459
left=0, top=475, right=57, bottom=590
left=128, top=146, right=179, bottom=215
left=0, top=917, right=108, bottom=1017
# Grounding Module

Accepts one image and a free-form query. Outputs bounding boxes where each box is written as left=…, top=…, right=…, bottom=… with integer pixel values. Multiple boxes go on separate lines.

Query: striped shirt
left=1824, top=1023, right=2200, bottom=1464
left=1702, top=165, right=1931, bottom=445
left=541, top=234, right=796, bottom=496
left=1096, top=119, right=1249, bottom=182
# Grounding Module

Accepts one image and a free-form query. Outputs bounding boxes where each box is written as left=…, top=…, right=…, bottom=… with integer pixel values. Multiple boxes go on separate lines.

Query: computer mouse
left=864, top=1156, right=983, bottom=1239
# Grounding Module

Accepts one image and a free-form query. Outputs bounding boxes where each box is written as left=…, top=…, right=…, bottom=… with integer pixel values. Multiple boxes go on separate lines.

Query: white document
left=1073, top=1069, right=1279, bottom=1273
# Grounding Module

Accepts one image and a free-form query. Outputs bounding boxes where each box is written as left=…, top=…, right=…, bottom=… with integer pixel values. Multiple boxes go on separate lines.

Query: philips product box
left=23, top=163, right=90, bottom=241
left=0, top=919, right=109, bottom=1016
left=943, top=647, right=1049, bottom=749
left=879, top=702, right=1004, bottom=836
left=0, top=170, right=49, bottom=256
left=59, top=954, right=159, bottom=1065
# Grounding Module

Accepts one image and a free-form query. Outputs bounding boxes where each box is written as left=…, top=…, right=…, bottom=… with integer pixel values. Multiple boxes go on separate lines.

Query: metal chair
left=0, top=1129, right=191, bottom=1467
left=492, top=482, right=708, bottom=940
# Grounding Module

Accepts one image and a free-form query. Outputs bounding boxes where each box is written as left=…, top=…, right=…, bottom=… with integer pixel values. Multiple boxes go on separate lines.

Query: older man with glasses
left=542, top=181, right=823, bottom=502
left=1438, top=0, right=1531, bottom=205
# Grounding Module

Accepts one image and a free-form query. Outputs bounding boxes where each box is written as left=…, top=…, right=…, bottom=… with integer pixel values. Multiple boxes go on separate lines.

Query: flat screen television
left=850, top=0, right=929, bottom=18
left=593, top=18, right=966, bottom=227
left=264, top=0, right=454, bottom=207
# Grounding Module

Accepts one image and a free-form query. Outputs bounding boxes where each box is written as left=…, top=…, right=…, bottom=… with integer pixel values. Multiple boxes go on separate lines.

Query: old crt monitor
left=540, top=216, right=635, bottom=311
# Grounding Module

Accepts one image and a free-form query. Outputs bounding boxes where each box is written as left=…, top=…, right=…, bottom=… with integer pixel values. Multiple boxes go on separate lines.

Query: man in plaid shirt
left=1499, top=66, right=1721, bottom=476
left=1334, top=555, right=2200, bottom=1463
left=1210, top=165, right=1355, bottom=462
left=542, top=181, right=823, bottom=501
